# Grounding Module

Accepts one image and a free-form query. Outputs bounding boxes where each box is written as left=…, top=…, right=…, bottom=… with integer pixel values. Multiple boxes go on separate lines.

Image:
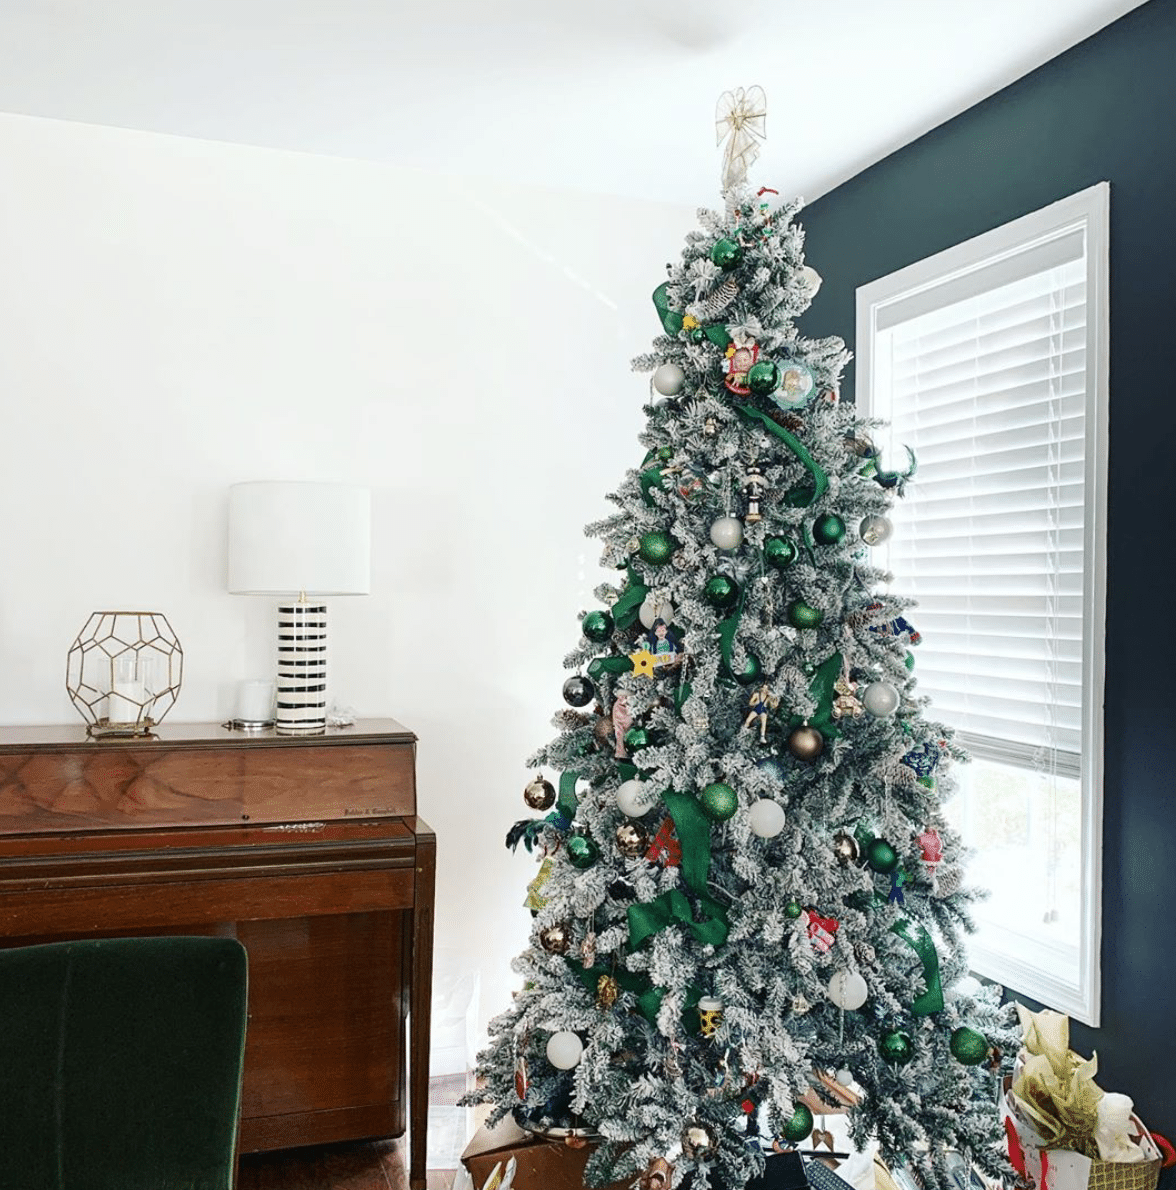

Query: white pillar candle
left=107, top=680, right=145, bottom=724
left=236, top=680, right=276, bottom=725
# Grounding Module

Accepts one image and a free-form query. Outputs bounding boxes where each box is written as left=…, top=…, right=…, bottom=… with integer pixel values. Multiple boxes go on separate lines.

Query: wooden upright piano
left=0, top=718, right=434, bottom=1190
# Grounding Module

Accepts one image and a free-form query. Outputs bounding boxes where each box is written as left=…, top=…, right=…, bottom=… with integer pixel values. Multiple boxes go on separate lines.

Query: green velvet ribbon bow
left=652, top=282, right=733, bottom=348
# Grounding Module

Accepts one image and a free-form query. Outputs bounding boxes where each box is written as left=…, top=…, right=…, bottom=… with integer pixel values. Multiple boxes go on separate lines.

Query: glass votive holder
left=232, top=679, right=276, bottom=730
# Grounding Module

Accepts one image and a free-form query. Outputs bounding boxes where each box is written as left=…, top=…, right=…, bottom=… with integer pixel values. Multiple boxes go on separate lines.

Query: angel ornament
left=743, top=683, right=780, bottom=743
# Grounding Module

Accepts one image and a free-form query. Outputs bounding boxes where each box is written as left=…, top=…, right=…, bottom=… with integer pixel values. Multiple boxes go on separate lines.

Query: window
left=856, top=183, right=1109, bottom=1025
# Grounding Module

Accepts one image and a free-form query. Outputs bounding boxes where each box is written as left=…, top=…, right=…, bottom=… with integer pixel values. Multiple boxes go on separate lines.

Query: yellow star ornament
left=628, top=649, right=658, bottom=679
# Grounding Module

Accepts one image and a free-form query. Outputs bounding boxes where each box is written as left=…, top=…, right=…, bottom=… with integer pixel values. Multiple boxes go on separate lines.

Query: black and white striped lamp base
left=276, top=601, right=328, bottom=735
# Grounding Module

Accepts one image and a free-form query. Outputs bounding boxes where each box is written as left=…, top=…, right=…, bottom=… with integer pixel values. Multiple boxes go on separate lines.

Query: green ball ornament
left=657, top=446, right=674, bottom=461
left=866, top=838, right=900, bottom=874
left=813, top=514, right=847, bottom=545
left=950, top=1027, right=990, bottom=1067
left=688, top=326, right=705, bottom=344
left=699, top=782, right=738, bottom=822
left=581, top=610, right=613, bottom=642
left=878, top=1030, right=914, bottom=1065
left=763, top=537, right=798, bottom=570
left=623, top=727, right=650, bottom=752
left=566, top=833, right=600, bottom=870
left=747, top=361, right=782, bottom=396
left=733, top=654, right=762, bottom=685
left=703, top=575, right=740, bottom=610
left=710, top=237, right=744, bottom=271
left=787, top=600, right=823, bottom=630
left=784, top=900, right=803, bottom=920
left=781, top=1103, right=814, bottom=1143
left=638, top=531, right=676, bottom=566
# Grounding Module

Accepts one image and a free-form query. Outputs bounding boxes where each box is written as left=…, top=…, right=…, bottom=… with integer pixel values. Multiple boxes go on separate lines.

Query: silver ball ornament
left=616, top=779, right=653, bottom=817
left=835, top=1067, right=853, bottom=1087
left=546, top=1031, right=583, bottom=1070
left=652, top=363, right=686, bottom=396
left=860, top=514, right=893, bottom=546
left=747, top=799, right=786, bottom=839
left=826, top=969, right=869, bottom=1011
left=638, top=597, right=674, bottom=631
left=709, top=516, right=744, bottom=551
left=862, top=681, right=901, bottom=718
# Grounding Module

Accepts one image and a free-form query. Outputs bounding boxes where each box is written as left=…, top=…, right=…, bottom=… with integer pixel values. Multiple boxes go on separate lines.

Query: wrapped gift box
left=461, top=1114, right=631, bottom=1190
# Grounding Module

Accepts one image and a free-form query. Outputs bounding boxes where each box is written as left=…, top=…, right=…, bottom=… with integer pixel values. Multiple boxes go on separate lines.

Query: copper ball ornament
left=788, top=725, right=824, bottom=760
left=524, top=776, right=556, bottom=811
left=538, top=923, right=571, bottom=954
left=681, top=1121, right=717, bottom=1160
left=832, top=830, right=860, bottom=865
left=615, top=821, right=650, bottom=857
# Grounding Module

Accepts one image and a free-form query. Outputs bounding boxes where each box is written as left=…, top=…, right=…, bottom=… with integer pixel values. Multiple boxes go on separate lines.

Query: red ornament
left=723, top=343, right=759, bottom=395
left=646, top=817, right=682, bottom=867
left=917, top=828, right=944, bottom=866
left=741, top=1099, right=755, bottom=1114
left=804, top=910, right=840, bottom=954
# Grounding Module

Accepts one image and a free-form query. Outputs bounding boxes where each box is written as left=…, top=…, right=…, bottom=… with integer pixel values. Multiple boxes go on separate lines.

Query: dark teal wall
left=802, top=0, right=1176, bottom=1135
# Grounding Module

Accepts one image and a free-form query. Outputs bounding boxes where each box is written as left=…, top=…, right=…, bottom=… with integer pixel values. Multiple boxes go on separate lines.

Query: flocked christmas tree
left=469, top=88, right=1018, bottom=1190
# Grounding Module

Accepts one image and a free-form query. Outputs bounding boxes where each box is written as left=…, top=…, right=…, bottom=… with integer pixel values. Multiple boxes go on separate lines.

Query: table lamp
left=228, top=481, right=371, bottom=735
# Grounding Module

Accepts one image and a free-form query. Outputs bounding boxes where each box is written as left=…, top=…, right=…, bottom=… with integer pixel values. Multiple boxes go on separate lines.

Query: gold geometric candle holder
left=66, top=611, right=183, bottom=737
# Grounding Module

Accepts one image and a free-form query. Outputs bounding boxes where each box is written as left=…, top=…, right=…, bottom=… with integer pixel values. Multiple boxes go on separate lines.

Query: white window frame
left=855, top=183, right=1109, bottom=1025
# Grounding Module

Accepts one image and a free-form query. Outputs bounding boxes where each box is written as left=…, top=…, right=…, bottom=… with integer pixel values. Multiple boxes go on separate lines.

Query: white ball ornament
left=638, top=597, right=675, bottom=631
left=616, top=779, right=653, bottom=818
left=546, top=1031, right=583, bottom=1070
left=652, top=363, right=686, bottom=396
left=747, top=799, right=786, bottom=839
left=835, top=1067, right=854, bottom=1087
left=827, top=969, right=869, bottom=1011
left=859, top=515, right=893, bottom=547
left=709, top=516, right=744, bottom=551
left=862, top=681, right=901, bottom=718
left=800, top=266, right=823, bottom=300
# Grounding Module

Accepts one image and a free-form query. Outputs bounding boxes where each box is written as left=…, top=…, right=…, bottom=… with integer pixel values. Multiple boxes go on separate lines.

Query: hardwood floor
left=237, top=1137, right=456, bottom=1190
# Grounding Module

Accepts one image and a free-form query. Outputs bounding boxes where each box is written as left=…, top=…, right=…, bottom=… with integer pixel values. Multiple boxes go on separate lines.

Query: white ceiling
left=0, top=0, right=1150, bottom=205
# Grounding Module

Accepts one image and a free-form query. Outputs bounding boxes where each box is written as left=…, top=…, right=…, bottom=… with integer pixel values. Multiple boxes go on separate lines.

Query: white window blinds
left=871, top=231, right=1088, bottom=780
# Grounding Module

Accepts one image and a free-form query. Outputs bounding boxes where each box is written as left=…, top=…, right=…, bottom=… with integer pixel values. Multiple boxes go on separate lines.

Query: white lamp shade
left=228, top=482, right=371, bottom=596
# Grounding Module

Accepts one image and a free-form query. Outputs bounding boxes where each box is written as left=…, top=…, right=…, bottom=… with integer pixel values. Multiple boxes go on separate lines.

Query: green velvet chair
left=0, top=935, right=249, bottom=1190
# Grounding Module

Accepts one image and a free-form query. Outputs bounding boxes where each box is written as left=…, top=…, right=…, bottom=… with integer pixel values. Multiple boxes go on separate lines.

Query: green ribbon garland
left=652, top=282, right=732, bottom=348
left=716, top=586, right=748, bottom=678
left=610, top=569, right=649, bottom=631
left=787, top=651, right=843, bottom=740
left=849, top=843, right=945, bottom=1017
left=893, top=917, right=944, bottom=1016
left=557, top=771, right=579, bottom=822
left=628, top=887, right=729, bottom=950
left=587, top=655, right=633, bottom=679
left=662, top=792, right=713, bottom=899
left=734, top=403, right=828, bottom=505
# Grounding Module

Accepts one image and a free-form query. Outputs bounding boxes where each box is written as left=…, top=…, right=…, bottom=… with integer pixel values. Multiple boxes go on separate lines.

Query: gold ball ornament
left=788, top=725, right=825, bottom=760
left=524, top=775, right=556, bottom=811
left=615, top=822, right=650, bottom=857
left=832, top=830, right=860, bottom=864
left=640, top=1157, right=674, bottom=1190
left=681, top=1121, right=717, bottom=1161
left=538, top=923, right=571, bottom=955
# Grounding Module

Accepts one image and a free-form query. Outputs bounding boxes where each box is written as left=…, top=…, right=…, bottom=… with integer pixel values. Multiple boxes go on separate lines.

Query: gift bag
left=1002, top=1089, right=1162, bottom=1190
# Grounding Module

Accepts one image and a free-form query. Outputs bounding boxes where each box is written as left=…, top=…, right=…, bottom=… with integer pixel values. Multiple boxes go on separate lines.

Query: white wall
left=0, top=111, right=690, bottom=1043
